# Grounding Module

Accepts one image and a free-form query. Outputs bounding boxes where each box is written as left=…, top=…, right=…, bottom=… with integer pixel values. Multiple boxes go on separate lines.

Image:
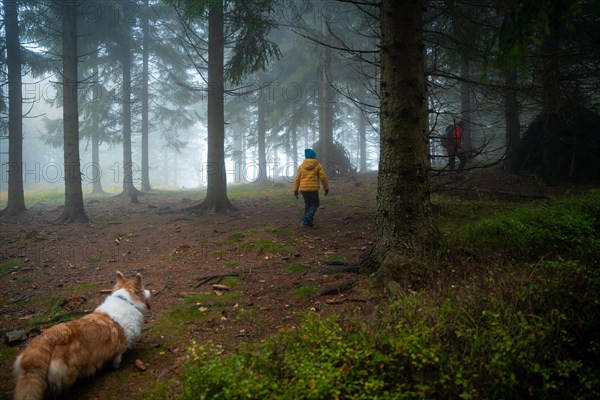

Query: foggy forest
left=1, top=0, right=599, bottom=214
left=1, top=0, right=600, bottom=399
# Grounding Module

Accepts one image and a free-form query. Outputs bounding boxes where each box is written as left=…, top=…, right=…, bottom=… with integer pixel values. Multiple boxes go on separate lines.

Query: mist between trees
left=1, top=0, right=598, bottom=237
left=8, top=79, right=338, bottom=106
left=0, top=161, right=344, bottom=189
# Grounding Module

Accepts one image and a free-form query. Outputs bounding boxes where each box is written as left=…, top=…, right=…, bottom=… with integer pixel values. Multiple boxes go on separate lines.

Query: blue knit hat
left=304, top=148, right=317, bottom=159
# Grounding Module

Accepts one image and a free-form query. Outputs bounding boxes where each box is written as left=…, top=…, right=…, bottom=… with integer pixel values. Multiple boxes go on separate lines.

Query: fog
left=4, top=0, right=596, bottom=207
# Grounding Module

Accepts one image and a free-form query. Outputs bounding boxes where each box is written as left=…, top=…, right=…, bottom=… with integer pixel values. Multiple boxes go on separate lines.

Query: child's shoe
left=303, top=216, right=314, bottom=227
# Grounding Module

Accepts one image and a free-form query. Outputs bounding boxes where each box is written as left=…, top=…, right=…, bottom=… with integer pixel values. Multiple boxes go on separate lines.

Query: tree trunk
left=120, top=33, right=140, bottom=198
left=504, top=65, right=521, bottom=172
left=318, top=2, right=333, bottom=170
left=360, top=0, right=438, bottom=278
left=189, top=0, right=235, bottom=212
left=291, top=123, right=298, bottom=170
left=460, top=56, right=473, bottom=154
left=358, top=110, right=367, bottom=172
left=58, top=0, right=88, bottom=223
left=90, top=49, right=104, bottom=194
left=141, top=0, right=152, bottom=192
left=541, top=5, right=562, bottom=186
left=272, top=145, right=279, bottom=179
left=1, top=0, right=26, bottom=216
left=257, top=83, right=268, bottom=183
left=90, top=133, right=104, bottom=194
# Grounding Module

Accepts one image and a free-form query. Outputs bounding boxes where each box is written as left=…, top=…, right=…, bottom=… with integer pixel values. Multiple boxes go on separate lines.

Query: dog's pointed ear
left=116, top=271, right=126, bottom=283
left=134, top=273, right=143, bottom=288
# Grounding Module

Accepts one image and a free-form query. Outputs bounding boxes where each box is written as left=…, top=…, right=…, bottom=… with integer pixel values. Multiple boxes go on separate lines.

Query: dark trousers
left=301, top=191, right=320, bottom=218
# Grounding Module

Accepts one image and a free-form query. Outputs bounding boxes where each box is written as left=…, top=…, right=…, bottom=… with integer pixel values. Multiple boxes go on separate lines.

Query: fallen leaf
left=199, top=307, right=209, bottom=312
left=134, top=359, right=147, bottom=371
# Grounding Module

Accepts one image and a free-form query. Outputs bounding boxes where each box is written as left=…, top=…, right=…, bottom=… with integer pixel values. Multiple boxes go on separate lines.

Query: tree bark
left=358, top=110, right=367, bottom=172
left=504, top=65, right=521, bottom=172
left=257, top=82, right=268, bottom=183
left=541, top=5, right=562, bottom=186
left=141, top=0, right=152, bottom=192
left=90, top=49, right=104, bottom=194
left=1, top=0, right=26, bottom=216
left=291, top=123, right=298, bottom=171
left=460, top=56, right=473, bottom=154
left=120, top=31, right=141, bottom=198
left=318, top=2, right=333, bottom=170
left=58, top=0, right=88, bottom=223
left=360, top=0, right=438, bottom=276
left=189, top=0, right=235, bottom=212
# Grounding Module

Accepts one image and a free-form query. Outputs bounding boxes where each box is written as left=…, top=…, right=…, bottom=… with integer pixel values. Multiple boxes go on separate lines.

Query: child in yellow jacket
left=293, top=149, right=330, bottom=227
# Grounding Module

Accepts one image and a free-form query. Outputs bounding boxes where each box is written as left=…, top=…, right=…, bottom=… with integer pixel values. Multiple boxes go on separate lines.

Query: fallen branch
left=318, top=265, right=360, bottom=275
left=191, top=301, right=231, bottom=309
left=319, top=280, right=358, bottom=296
left=324, top=298, right=368, bottom=305
left=195, top=273, right=240, bottom=288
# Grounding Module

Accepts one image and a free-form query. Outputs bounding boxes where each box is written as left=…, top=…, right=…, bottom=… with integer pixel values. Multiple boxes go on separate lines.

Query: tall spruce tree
left=361, top=0, right=439, bottom=283
left=58, top=0, right=88, bottom=223
left=170, top=0, right=280, bottom=212
left=1, top=0, right=27, bottom=217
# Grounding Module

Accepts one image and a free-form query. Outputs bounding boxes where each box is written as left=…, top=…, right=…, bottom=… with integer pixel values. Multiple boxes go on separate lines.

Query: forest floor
left=0, top=170, right=593, bottom=399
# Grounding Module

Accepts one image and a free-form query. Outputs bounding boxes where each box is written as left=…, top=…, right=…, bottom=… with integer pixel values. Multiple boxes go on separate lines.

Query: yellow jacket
left=293, top=159, right=330, bottom=192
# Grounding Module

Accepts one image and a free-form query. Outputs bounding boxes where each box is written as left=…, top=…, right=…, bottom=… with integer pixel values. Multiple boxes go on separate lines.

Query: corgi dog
left=13, top=271, right=151, bottom=400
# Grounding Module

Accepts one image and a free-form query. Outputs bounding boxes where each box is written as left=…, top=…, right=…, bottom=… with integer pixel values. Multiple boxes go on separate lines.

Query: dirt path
left=0, top=178, right=379, bottom=399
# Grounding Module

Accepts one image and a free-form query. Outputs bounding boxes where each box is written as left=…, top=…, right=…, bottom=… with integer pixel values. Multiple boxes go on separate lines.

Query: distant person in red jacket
left=441, top=121, right=467, bottom=171
left=293, top=149, right=330, bottom=227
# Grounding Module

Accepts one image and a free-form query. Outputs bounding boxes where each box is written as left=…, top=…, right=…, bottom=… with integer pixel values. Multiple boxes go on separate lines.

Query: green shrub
left=180, top=289, right=600, bottom=399
left=178, top=193, right=600, bottom=399
left=458, top=191, right=600, bottom=262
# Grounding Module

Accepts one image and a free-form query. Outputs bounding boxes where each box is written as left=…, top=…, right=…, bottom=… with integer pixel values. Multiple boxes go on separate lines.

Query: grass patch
left=227, top=232, right=245, bottom=243
left=0, top=346, right=17, bottom=364
left=240, top=239, right=293, bottom=255
left=154, top=291, right=243, bottom=340
left=454, top=190, right=600, bottom=262
left=221, top=276, right=242, bottom=288
left=293, top=285, right=318, bottom=299
left=16, top=296, right=85, bottom=329
left=265, top=225, right=294, bottom=239
left=17, top=188, right=64, bottom=207
left=140, top=379, right=174, bottom=400
left=87, top=252, right=112, bottom=263
left=227, top=183, right=290, bottom=200
left=321, top=254, right=347, bottom=264
left=286, top=263, right=312, bottom=272
left=224, top=259, right=241, bottom=267
left=0, top=259, right=22, bottom=277
left=433, top=196, right=516, bottom=231
left=23, top=230, right=48, bottom=241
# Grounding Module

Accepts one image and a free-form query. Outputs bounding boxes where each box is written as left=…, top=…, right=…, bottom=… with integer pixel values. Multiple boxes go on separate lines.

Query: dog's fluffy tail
left=13, top=344, right=52, bottom=400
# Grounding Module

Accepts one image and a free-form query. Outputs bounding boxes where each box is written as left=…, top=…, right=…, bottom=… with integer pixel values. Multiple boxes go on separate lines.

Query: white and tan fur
left=13, top=271, right=150, bottom=400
